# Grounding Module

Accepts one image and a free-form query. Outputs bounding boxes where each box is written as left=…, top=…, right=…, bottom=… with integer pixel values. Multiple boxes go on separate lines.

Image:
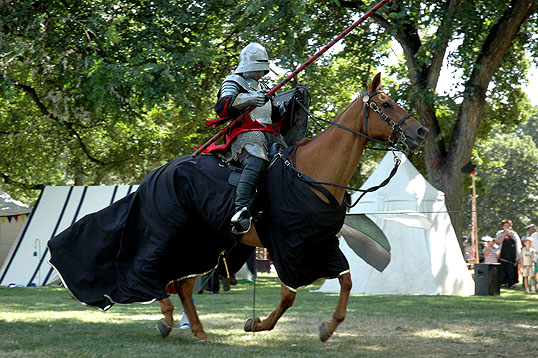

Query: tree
left=338, top=0, right=537, bottom=240
left=2, top=0, right=537, bottom=240
left=0, top=0, right=239, bottom=202
left=0, top=0, right=372, bottom=203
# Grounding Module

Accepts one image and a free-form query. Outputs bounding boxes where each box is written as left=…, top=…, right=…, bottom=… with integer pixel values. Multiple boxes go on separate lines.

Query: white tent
left=0, top=185, right=138, bottom=287
left=0, top=189, right=32, bottom=270
left=318, top=152, right=475, bottom=295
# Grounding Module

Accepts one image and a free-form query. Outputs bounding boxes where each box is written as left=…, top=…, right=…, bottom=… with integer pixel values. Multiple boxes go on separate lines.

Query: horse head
left=362, top=73, right=429, bottom=152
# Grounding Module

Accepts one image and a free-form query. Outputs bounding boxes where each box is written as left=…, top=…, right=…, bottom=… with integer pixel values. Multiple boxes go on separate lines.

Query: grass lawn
left=1, top=274, right=537, bottom=358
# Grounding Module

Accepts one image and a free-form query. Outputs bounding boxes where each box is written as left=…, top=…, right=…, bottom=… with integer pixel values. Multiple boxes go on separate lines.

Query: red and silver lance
left=192, top=0, right=390, bottom=158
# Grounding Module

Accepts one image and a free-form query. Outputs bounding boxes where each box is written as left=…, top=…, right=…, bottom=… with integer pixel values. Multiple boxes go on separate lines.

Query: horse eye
left=382, top=102, right=391, bottom=109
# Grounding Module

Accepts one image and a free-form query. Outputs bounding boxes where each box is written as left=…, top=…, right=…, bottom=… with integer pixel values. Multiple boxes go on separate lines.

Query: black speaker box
left=474, top=263, right=500, bottom=296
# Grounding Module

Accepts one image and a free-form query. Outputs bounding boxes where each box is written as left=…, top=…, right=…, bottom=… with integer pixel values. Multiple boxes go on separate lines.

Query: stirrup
left=231, top=207, right=252, bottom=234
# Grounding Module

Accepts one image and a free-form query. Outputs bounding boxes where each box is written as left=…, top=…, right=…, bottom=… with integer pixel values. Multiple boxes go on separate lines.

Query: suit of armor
left=214, top=43, right=287, bottom=234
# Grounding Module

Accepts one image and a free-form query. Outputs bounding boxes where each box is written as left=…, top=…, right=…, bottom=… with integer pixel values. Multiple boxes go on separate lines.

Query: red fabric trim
left=222, top=98, right=229, bottom=117
left=205, top=117, right=231, bottom=127
left=203, top=114, right=282, bottom=154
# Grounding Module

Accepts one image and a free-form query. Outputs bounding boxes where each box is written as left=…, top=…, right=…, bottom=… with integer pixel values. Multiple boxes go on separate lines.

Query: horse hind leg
left=157, top=297, right=174, bottom=338
left=319, top=272, right=352, bottom=342
left=244, top=284, right=296, bottom=332
left=176, top=277, right=210, bottom=342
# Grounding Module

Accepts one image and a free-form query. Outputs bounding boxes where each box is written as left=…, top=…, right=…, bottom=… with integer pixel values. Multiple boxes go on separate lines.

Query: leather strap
left=281, top=147, right=341, bottom=207
left=278, top=147, right=402, bottom=208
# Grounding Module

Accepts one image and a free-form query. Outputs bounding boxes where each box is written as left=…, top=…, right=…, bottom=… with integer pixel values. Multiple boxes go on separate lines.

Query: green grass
left=1, top=275, right=537, bottom=358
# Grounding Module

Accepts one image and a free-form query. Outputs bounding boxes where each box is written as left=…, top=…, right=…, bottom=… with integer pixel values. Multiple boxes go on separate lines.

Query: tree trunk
left=425, top=0, right=535, bottom=242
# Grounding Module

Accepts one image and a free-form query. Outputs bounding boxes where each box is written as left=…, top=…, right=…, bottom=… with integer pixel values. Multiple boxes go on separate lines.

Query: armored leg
left=231, top=153, right=268, bottom=234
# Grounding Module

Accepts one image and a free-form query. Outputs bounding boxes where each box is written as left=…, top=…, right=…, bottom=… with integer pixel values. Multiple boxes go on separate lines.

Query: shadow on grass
left=1, top=318, right=365, bottom=358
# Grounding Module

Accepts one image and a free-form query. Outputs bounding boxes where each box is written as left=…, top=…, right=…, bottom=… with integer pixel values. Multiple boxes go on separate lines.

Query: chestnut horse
left=157, top=73, right=429, bottom=342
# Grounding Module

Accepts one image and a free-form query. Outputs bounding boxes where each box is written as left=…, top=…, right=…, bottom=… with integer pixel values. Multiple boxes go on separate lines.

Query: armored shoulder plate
left=223, top=74, right=260, bottom=93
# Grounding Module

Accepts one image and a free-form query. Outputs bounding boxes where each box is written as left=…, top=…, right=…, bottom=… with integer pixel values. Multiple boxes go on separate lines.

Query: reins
left=277, top=147, right=401, bottom=208
left=280, top=91, right=413, bottom=207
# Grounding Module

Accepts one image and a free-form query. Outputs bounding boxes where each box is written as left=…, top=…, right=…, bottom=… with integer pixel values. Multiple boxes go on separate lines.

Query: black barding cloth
left=48, top=148, right=349, bottom=309
left=48, top=155, right=253, bottom=310
left=255, top=147, right=349, bottom=290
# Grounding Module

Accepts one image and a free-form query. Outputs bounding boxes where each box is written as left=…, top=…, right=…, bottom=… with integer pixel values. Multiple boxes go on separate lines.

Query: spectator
left=527, top=224, right=538, bottom=292
left=495, top=219, right=521, bottom=289
left=520, top=237, right=536, bottom=293
left=528, top=224, right=538, bottom=243
left=478, top=241, right=485, bottom=262
left=482, top=236, right=500, bottom=264
left=462, top=235, right=472, bottom=262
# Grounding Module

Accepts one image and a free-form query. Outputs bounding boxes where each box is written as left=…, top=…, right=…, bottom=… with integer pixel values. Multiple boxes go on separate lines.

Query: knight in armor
left=214, top=42, right=289, bottom=235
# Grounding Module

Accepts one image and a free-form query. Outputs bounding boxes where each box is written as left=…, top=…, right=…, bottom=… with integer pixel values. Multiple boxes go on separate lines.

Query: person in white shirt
left=520, top=237, right=536, bottom=293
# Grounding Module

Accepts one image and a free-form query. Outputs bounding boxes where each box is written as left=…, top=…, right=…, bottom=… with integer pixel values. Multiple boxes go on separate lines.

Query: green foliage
left=0, top=0, right=231, bottom=203
left=1, top=0, right=537, bottom=210
left=471, top=119, right=538, bottom=237
left=479, top=29, right=537, bottom=138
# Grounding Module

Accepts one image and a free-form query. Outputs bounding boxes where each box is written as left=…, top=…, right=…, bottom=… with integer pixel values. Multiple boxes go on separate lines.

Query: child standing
left=520, top=238, right=536, bottom=293
left=482, top=236, right=500, bottom=264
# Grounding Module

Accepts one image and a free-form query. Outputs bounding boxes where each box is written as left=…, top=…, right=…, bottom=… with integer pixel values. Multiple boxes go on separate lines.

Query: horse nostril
left=417, top=127, right=429, bottom=140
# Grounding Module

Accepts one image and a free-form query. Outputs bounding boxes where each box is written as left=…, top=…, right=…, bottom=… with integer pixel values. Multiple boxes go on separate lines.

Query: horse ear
left=368, top=72, right=382, bottom=94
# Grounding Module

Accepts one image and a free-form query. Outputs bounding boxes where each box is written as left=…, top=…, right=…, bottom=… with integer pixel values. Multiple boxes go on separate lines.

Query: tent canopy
left=0, top=185, right=137, bottom=287
left=0, top=189, right=31, bottom=273
left=318, top=152, right=474, bottom=295
left=0, top=189, right=31, bottom=217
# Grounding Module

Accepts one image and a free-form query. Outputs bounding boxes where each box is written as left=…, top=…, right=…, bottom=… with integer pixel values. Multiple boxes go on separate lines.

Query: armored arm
left=215, top=79, right=268, bottom=118
left=215, top=81, right=242, bottom=118
left=233, top=92, right=268, bottom=108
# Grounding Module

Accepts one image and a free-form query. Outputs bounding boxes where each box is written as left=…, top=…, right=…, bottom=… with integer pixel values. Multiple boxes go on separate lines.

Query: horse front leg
left=176, top=277, right=210, bottom=342
left=319, top=272, right=352, bottom=342
left=244, top=284, right=296, bottom=332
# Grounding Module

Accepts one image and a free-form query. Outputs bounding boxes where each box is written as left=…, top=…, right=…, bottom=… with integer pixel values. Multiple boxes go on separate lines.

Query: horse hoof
left=156, top=319, right=172, bottom=338
left=319, top=322, right=332, bottom=343
left=244, top=317, right=259, bottom=332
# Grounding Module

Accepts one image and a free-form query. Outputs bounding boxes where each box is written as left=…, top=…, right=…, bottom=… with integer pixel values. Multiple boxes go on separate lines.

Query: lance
left=192, top=0, right=390, bottom=158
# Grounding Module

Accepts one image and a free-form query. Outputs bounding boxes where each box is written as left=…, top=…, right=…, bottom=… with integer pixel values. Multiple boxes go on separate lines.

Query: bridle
left=362, top=90, right=413, bottom=154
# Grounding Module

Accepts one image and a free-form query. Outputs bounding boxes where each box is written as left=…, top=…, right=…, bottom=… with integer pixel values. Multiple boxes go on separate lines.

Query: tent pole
left=471, top=173, right=479, bottom=262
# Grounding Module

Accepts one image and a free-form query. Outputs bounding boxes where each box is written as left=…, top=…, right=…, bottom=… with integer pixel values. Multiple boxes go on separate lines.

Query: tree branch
left=340, top=0, right=423, bottom=84
left=13, top=82, right=106, bottom=165
left=0, top=173, right=46, bottom=191
left=449, top=0, right=535, bottom=162
left=13, top=82, right=52, bottom=118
